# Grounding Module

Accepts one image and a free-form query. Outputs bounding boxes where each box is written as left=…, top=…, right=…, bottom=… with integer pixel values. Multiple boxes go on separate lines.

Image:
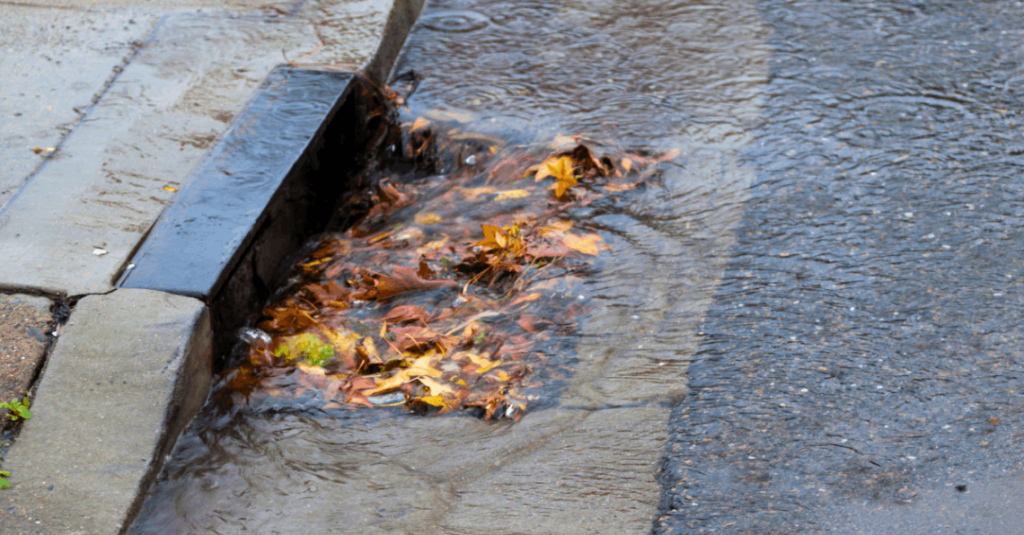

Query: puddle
left=129, top=0, right=770, bottom=532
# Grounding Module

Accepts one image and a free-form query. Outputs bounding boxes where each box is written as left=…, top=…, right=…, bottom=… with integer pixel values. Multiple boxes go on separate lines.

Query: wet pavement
left=127, top=0, right=1024, bottom=533
left=657, top=1, right=1024, bottom=533
left=129, top=0, right=767, bottom=532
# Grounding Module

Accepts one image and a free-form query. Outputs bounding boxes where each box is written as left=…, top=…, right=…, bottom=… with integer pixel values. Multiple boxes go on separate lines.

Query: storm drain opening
left=209, top=102, right=681, bottom=422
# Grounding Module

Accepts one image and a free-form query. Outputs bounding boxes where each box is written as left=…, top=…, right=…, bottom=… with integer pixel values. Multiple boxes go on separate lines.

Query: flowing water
left=131, top=0, right=1024, bottom=533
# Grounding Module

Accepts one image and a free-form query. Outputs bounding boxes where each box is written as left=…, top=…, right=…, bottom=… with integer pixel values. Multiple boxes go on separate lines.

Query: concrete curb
left=0, top=289, right=211, bottom=535
left=0, top=1, right=425, bottom=532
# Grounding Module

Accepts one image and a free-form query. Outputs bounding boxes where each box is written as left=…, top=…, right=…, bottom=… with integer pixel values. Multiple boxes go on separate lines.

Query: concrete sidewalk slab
left=0, top=14, right=319, bottom=297
left=0, top=0, right=425, bottom=298
left=0, top=289, right=210, bottom=535
left=0, top=5, right=156, bottom=213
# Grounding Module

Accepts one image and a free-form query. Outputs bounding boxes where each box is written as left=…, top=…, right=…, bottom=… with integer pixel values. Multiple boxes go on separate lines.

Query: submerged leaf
left=495, top=189, right=530, bottom=201
left=563, top=233, right=604, bottom=255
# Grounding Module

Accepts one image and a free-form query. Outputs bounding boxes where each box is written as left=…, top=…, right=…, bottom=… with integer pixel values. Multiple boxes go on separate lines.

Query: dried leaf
left=563, top=233, right=603, bottom=255
left=539, top=220, right=573, bottom=236
left=382, top=305, right=431, bottom=324
left=545, top=156, right=577, bottom=197
left=354, top=266, right=457, bottom=301
left=495, top=189, right=530, bottom=201
left=415, top=212, right=442, bottom=225
left=411, top=117, right=430, bottom=132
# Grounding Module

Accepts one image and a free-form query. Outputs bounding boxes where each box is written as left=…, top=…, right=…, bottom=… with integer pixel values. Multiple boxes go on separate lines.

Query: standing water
left=129, top=0, right=769, bottom=533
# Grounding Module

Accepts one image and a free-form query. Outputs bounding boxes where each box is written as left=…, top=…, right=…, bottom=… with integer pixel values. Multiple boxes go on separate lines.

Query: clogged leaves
left=223, top=131, right=670, bottom=421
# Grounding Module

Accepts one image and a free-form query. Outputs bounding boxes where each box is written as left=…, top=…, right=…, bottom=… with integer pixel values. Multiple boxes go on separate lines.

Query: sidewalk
left=0, top=1, right=423, bottom=532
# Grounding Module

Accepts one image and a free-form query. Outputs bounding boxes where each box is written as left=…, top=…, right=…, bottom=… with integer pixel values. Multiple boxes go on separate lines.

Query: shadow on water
left=657, top=1, right=1024, bottom=534
left=129, top=1, right=770, bottom=533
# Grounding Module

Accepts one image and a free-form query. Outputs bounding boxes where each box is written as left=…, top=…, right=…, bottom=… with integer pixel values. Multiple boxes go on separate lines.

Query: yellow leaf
left=324, top=329, right=360, bottom=353
left=415, top=212, right=442, bottom=225
left=456, top=352, right=500, bottom=373
left=457, top=186, right=497, bottom=200
left=405, top=355, right=444, bottom=378
left=416, top=235, right=449, bottom=255
left=361, top=355, right=442, bottom=396
left=477, top=224, right=504, bottom=249
left=418, top=376, right=454, bottom=396
left=547, top=156, right=574, bottom=182
left=563, top=233, right=603, bottom=255
left=539, top=221, right=573, bottom=236
left=495, top=370, right=511, bottom=382
left=533, top=156, right=564, bottom=182
left=417, top=395, right=447, bottom=407
left=163, top=186, right=179, bottom=192
left=411, top=117, right=430, bottom=132
left=495, top=189, right=530, bottom=201
left=621, top=158, right=633, bottom=172
left=543, top=156, right=577, bottom=197
left=296, top=363, right=326, bottom=375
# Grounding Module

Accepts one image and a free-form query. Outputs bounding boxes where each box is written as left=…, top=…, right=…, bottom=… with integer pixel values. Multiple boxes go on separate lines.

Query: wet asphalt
left=657, top=1, right=1024, bottom=533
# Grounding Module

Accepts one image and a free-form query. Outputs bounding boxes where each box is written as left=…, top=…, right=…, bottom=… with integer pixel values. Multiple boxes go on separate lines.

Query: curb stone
left=0, top=289, right=211, bottom=535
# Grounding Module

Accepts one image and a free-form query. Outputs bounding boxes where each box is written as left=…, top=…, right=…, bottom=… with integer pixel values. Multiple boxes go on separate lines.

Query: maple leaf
left=545, top=156, right=577, bottom=198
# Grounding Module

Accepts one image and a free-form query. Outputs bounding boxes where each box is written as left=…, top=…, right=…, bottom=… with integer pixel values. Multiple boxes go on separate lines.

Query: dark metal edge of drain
left=120, top=66, right=355, bottom=299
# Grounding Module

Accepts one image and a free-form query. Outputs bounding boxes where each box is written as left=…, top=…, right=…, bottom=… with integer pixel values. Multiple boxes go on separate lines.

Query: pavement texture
left=0, top=1, right=423, bottom=533
left=0, top=294, right=53, bottom=426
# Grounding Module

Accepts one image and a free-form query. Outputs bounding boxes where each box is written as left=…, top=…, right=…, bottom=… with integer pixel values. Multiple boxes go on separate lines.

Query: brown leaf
left=417, top=259, right=437, bottom=279
left=356, top=337, right=383, bottom=372
left=382, top=305, right=432, bottom=324
left=354, top=266, right=457, bottom=301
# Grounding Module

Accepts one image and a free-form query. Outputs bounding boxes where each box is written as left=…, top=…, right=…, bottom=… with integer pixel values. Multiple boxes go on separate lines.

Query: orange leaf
left=563, top=233, right=603, bottom=255
left=411, top=117, right=430, bottom=132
